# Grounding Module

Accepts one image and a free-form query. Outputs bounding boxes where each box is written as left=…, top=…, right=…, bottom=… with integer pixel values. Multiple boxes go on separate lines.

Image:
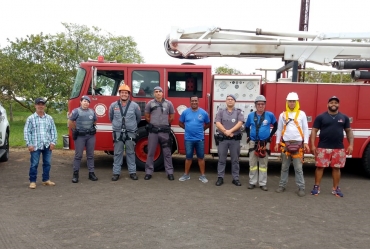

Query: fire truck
left=66, top=27, right=370, bottom=176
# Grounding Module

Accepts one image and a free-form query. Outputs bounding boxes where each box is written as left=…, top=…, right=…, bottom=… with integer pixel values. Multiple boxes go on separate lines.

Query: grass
left=9, top=111, right=69, bottom=149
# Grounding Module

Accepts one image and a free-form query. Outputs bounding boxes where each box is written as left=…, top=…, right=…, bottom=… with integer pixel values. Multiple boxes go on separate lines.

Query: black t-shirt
left=313, top=112, right=350, bottom=149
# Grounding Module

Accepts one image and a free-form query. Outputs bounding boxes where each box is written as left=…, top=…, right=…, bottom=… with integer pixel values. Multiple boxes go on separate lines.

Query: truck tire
left=0, top=132, right=9, bottom=162
left=135, top=127, right=164, bottom=172
left=362, top=143, right=370, bottom=177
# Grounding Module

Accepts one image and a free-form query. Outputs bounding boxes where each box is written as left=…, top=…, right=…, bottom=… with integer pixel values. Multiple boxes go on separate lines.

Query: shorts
left=315, top=148, right=346, bottom=168
left=185, top=140, right=204, bottom=159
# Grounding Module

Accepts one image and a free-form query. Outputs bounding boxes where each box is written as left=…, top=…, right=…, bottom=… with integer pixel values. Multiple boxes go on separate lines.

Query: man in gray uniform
left=214, top=94, right=245, bottom=186
left=109, top=84, right=141, bottom=181
left=68, top=95, right=98, bottom=183
left=144, top=86, right=175, bottom=180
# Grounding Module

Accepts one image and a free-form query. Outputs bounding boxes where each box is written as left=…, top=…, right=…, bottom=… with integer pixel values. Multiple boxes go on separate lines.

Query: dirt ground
left=1, top=148, right=370, bottom=249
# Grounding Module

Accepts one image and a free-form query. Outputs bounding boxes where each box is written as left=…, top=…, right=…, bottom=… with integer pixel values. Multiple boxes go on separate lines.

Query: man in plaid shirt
left=24, top=98, right=57, bottom=189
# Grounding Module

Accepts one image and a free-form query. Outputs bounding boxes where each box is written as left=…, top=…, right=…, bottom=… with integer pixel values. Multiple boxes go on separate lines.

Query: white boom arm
left=164, top=26, right=370, bottom=65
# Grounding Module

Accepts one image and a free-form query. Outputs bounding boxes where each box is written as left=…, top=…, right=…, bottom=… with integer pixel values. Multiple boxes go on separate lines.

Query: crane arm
left=164, top=26, right=370, bottom=65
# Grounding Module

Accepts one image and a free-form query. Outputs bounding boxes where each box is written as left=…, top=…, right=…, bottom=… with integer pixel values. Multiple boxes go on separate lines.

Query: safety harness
left=251, top=112, right=269, bottom=158
left=113, top=100, right=135, bottom=143
left=279, top=110, right=304, bottom=161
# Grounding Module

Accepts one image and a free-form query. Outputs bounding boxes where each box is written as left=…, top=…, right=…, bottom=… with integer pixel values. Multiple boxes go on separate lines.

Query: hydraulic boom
left=164, top=26, right=370, bottom=65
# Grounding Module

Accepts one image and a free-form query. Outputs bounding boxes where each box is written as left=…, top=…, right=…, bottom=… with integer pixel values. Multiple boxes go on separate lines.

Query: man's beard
left=328, top=105, right=338, bottom=112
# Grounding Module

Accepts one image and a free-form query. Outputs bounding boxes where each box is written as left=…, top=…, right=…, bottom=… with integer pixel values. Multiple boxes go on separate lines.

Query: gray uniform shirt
left=215, top=108, right=244, bottom=135
left=145, top=99, right=175, bottom=127
left=109, top=100, right=141, bottom=132
left=69, top=107, right=97, bottom=131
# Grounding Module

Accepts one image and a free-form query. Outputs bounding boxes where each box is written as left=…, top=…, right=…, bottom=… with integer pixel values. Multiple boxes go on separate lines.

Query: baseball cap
left=328, top=96, right=339, bottom=103
left=153, top=86, right=163, bottom=92
left=35, top=98, right=46, bottom=104
left=81, top=95, right=91, bottom=103
left=226, top=94, right=236, bottom=101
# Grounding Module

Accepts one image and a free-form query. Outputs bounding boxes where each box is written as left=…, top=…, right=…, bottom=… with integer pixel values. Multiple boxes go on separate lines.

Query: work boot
left=297, top=188, right=306, bottom=197
left=88, top=172, right=98, bottom=181
left=72, top=170, right=79, bottom=183
left=215, top=177, right=224, bottom=186
left=275, top=186, right=286, bottom=193
left=130, top=173, right=138, bottom=180
left=248, top=184, right=255, bottom=189
left=260, top=185, right=268, bottom=191
left=112, top=174, right=120, bottom=181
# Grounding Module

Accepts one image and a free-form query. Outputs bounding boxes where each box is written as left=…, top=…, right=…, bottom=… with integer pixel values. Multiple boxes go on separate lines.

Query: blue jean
left=185, top=140, right=204, bottom=159
left=29, top=147, right=52, bottom=182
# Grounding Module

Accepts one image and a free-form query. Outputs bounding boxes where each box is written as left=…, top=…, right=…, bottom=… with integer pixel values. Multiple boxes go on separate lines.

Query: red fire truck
left=66, top=27, right=370, bottom=175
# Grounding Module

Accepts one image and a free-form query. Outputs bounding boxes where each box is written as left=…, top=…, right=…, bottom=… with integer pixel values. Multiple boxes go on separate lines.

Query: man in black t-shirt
left=310, top=96, right=353, bottom=197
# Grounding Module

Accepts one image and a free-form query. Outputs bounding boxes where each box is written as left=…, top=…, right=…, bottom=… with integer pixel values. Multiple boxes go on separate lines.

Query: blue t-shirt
left=179, top=108, right=210, bottom=141
left=245, top=111, right=276, bottom=141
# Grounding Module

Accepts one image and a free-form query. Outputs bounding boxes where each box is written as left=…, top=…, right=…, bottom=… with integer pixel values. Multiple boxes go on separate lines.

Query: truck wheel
left=362, top=144, right=370, bottom=177
left=135, top=127, right=164, bottom=172
left=0, top=132, right=9, bottom=162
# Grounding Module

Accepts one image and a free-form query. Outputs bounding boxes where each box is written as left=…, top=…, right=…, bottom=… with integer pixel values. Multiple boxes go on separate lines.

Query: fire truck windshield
left=70, top=68, right=86, bottom=99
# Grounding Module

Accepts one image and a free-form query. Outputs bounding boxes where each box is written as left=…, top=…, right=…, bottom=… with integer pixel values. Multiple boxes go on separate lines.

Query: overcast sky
left=1, top=0, right=369, bottom=80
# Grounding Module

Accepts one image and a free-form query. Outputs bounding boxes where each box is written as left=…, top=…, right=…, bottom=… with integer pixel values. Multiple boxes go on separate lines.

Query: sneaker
left=179, top=174, right=190, bottom=181
left=199, top=175, right=208, bottom=183
left=332, top=186, right=344, bottom=197
left=297, top=189, right=306, bottom=197
left=310, top=185, right=320, bottom=195
left=29, top=182, right=36, bottom=189
left=42, top=180, right=55, bottom=186
left=275, top=186, right=286, bottom=193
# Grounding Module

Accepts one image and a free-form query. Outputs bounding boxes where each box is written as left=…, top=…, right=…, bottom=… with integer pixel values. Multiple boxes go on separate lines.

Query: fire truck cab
left=68, top=61, right=251, bottom=171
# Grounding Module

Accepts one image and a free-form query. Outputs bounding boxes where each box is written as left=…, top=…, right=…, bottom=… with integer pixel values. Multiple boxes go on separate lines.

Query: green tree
left=0, top=23, right=144, bottom=113
left=214, top=64, right=242, bottom=75
left=301, top=68, right=352, bottom=83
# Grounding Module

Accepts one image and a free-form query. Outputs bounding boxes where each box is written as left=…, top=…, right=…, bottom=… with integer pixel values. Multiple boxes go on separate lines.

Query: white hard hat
left=255, top=95, right=266, bottom=102
left=286, top=92, right=299, bottom=100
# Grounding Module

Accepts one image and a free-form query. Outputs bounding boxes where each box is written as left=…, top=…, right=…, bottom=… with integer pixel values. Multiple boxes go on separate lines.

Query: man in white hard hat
left=275, top=92, right=310, bottom=197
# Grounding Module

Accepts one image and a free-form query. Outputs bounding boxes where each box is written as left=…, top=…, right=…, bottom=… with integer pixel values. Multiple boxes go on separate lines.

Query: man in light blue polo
left=178, top=95, right=210, bottom=183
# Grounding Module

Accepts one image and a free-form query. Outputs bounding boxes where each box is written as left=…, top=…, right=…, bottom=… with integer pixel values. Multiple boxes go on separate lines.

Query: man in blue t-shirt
left=245, top=95, right=277, bottom=191
left=179, top=96, right=210, bottom=183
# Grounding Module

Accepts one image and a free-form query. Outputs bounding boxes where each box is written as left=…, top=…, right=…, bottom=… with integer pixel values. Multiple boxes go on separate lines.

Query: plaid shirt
left=24, top=112, right=57, bottom=149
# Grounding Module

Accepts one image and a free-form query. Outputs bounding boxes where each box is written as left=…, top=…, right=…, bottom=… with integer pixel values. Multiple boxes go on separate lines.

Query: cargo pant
left=217, top=139, right=240, bottom=180
left=112, top=131, right=136, bottom=175
left=73, top=134, right=96, bottom=172
left=248, top=140, right=270, bottom=186
left=145, top=132, right=174, bottom=175
left=278, top=153, right=305, bottom=190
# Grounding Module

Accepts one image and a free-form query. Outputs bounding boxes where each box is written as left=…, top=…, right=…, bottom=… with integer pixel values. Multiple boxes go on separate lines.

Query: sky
left=1, top=0, right=369, bottom=80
